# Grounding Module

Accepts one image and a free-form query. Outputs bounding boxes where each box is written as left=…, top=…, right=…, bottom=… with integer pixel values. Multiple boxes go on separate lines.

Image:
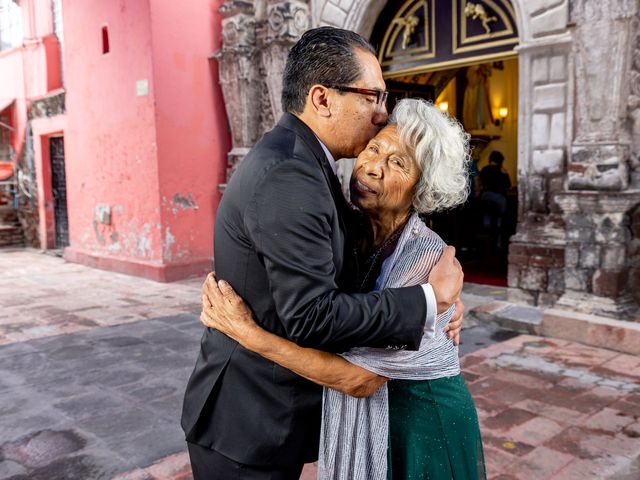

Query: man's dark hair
left=281, top=27, right=376, bottom=114
left=489, top=150, right=505, bottom=167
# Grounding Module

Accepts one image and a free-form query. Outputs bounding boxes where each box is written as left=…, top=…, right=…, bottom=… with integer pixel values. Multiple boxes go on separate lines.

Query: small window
left=101, top=26, right=109, bottom=54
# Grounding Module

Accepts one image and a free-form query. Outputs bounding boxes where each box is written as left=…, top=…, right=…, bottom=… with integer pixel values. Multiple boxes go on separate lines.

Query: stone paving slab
left=2, top=249, right=640, bottom=479
left=0, top=249, right=201, bottom=346
left=0, top=314, right=202, bottom=479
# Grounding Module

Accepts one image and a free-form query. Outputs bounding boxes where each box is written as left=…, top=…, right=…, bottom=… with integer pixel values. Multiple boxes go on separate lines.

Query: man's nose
left=373, top=103, right=389, bottom=126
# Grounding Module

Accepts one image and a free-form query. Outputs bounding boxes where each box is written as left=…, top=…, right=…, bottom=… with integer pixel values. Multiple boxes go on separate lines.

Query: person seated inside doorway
left=479, top=150, right=511, bottom=247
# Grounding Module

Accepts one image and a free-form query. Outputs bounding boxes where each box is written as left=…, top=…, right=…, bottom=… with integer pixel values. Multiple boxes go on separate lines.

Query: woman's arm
left=200, top=274, right=387, bottom=398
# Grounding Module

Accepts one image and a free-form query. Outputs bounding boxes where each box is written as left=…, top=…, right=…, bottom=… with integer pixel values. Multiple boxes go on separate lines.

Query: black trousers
left=187, top=443, right=304, bottom=480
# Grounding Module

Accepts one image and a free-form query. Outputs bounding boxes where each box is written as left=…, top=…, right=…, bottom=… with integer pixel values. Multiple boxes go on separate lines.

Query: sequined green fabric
left=388, top=374, right=486, bottom=480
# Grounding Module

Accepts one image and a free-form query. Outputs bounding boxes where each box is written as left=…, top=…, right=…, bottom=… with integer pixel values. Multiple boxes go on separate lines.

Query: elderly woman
left=202, top=98, right=486, bottom=480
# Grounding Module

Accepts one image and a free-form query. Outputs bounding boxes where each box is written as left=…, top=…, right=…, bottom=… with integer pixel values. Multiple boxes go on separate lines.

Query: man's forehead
left=353, top=49, right=386, bottom=89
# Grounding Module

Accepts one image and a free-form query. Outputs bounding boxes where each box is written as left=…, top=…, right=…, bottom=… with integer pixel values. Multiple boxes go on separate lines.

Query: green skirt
left=387, top=374, right=486, bottom=480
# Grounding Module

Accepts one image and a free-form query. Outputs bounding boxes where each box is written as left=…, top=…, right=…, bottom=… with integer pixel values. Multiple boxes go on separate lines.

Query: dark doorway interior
left=50, top=136, right=69, bottom=248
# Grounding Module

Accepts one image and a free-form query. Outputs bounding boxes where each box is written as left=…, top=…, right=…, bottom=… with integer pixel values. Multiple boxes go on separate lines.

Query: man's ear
left=308, top=84, right=331, bottom=117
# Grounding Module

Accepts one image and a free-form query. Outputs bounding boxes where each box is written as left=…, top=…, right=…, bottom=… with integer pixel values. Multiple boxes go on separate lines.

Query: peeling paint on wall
left=136, top=223, right=153, bottom=258
left=164, top=227, right=175, bottom=262
left=171, top=192, right=198, bottom=214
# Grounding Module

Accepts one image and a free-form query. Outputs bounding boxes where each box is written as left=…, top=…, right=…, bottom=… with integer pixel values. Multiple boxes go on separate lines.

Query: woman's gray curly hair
left=389, top=98, right=471, bottom=213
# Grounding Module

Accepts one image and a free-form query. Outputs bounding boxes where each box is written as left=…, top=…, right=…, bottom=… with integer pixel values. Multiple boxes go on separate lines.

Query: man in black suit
left=182, top=27, right=464, bottom=479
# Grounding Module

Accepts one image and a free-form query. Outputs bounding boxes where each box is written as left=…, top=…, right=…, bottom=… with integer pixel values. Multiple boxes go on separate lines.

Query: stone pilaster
left=568, top=0, right=637, bottom=191
left=507, top=30, right=572, bottom=306
left=216, top=1, right=262, bottom=185
left=259, top=0, right=310, bottom=130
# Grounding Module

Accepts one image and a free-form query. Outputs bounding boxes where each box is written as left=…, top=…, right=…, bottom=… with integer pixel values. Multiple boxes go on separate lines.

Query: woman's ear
left=308, top=84, right=331, bottom=117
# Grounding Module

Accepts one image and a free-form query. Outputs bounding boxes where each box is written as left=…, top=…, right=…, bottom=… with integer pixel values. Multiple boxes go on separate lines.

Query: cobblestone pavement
left=1, top=249, right=639, bottom=479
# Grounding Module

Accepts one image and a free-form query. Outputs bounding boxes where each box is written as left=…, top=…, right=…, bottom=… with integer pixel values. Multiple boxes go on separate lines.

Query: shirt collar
left=314, top=134, right=337, bottom=175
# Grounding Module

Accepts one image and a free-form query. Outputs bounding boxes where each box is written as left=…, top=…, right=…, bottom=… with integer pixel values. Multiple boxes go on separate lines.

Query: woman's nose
left=364, top=159, right=383, bottom=177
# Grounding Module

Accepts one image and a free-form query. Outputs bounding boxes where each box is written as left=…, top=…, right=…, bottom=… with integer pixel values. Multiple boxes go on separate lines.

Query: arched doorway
left=370, top=0, right=519, bottom=286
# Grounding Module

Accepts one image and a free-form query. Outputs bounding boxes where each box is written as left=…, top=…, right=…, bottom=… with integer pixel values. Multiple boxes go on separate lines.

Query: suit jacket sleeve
left=244, top=159, right=426, bottom=353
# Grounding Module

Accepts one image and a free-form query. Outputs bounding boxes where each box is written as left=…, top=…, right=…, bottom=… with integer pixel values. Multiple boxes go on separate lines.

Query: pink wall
left=62, top=0, right=230, bottom=281
left=0, top=0, right=61, bottom=174
left=62, top=0, right=162, bottom=267
left=149, top=0, right=230, bottom=267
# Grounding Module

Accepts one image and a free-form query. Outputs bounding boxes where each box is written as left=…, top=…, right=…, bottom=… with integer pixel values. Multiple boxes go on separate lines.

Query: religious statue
left=463, top=64, right=494, bottom=131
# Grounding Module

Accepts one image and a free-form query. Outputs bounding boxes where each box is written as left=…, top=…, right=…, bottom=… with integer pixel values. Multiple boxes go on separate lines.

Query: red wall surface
left=62, top=0, right=229, bottom=280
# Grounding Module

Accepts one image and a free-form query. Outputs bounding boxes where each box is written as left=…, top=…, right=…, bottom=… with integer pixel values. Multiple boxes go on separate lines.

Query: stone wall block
left=538, top=292, right=560, bottom=306
left=530, top=3, right=569, bottom=38
left=532, top=57, right=549, bottom=85
left=532, top=149, right=564, bottom=174
left=601, top=244, right=627, bottom=269
left=524, top=0, right=564, bottom=17
left=593, top=269, right=629, bottom=297
left=508, top=253, right=529, bottom=266
left=547, top=268, right=565, bottom=294
left=578, top=244, right=600, bottom=269
left=568, top=145, right=630, bottom=191
left=532, top=114, right=550, bottom=148
left=565, top=245, right=579, bottom=267
left=549, top=113, right=566, bottom=148
left=564, top=212, right=593, bottom=229
left=508, top=264, right=521, bottom=286
left=519, top=266, right=548, bottom=291
left=565, top=268, right=592, bottom=292
left=527, top=176, right=548, bottom=213
left=594, top=214, right=632, bottom=244
left=549, top=55, right=567, bottom=82
left=548, top=177, right=564, bottom=213
left=321, top=2, right=346, bottom=26
left=533, top=84, right=566, bottom=111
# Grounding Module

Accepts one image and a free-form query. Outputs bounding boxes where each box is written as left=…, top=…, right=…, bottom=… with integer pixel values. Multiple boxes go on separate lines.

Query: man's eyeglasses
left=325, top=85, right=389, bottom=108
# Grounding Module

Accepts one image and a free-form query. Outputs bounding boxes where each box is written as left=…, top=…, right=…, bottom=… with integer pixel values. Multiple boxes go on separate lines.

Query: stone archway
left=217, top=0, right=640, bottom=317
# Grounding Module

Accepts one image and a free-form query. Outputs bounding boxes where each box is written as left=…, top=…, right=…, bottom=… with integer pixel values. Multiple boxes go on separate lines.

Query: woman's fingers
left=218, top=280, right=246, bottom=309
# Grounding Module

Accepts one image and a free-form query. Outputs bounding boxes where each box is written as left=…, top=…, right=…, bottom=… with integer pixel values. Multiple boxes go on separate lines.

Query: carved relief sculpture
left=260, top=1, right=310, bottom=129
left=392, top=14, right=420, bottom=49
left=569, top=0, right=638, bottom=191
left=217, top=1, right=262, bottom=183
left=464, top=2, right=497, bottom=34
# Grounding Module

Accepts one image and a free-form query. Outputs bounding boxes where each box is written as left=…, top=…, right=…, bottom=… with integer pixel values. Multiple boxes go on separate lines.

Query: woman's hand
left=200, top=273, right=258, bottom=345
left=430, top=246, right=463, bottom=314
left=443, top=298, right=464, bottom=346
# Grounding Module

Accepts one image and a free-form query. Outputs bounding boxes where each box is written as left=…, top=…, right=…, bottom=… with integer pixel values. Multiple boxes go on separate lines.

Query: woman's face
left=349, top=124, right=421, bottom=218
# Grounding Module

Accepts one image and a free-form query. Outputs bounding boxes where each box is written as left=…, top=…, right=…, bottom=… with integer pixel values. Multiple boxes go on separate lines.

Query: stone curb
left=466, top=287, right=640, bottom=356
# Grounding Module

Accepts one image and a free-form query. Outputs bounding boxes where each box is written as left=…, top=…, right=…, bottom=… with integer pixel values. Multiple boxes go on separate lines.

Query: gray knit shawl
left=318, top=213, right=460, bottom=480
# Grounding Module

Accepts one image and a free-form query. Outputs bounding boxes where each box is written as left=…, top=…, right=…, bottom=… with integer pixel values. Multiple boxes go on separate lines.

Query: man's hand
left=430, top=246, right=463, bottom=314
left=443, top=299, right=464, bottom=346
left=200, top=273, right=257, bottom=343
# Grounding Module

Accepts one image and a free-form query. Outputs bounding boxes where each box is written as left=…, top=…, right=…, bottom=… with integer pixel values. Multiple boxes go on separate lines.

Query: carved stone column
left=568, top=0, right=636, bottom=191
left=217, top=1, right=262, bottom=186
left=554, top=1, right=640, bottom=318
left=259, top=1, right=310, bottom=131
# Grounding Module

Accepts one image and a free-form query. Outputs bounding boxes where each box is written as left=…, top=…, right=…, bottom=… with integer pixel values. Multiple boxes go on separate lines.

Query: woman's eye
left=368, top=145, right=379, bottom=153
left=391, top=158, right=404, bottom=167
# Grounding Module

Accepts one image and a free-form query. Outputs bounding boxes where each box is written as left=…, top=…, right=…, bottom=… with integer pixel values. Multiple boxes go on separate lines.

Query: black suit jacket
left=181, top=113, right=427, bottom=466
